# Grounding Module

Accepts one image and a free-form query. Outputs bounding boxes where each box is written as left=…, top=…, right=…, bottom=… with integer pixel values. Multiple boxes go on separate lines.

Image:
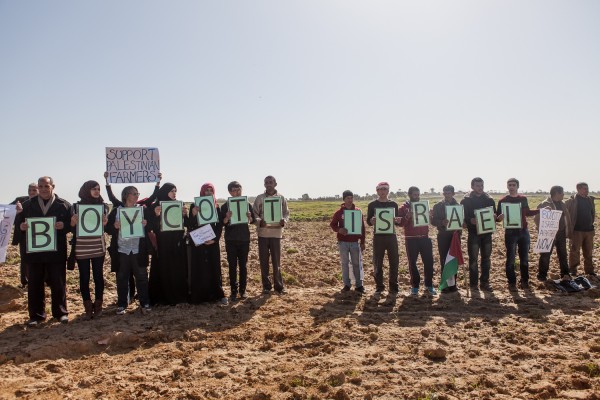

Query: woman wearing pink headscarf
left=187, top=183, right=227, bottom=305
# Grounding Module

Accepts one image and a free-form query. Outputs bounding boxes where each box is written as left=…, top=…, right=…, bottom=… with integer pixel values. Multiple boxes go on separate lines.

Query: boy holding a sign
left=461, top=177, right=498, bottom=291
left=329, top=190, right=366, bottom=293
left=497, top=178, right=539, bottom=290
left=220, top=181, right=256, bottom=301
left=253, top=176, right=290, bottom=295
left=431, top=185, right=462, bottom=293
left=15, top=177, right=72, bottom=325
left=69, top=180, right=109, bottom=319
left=366, top=182, right=402, bottom=295
left=399, top=187, right=436, bottom=296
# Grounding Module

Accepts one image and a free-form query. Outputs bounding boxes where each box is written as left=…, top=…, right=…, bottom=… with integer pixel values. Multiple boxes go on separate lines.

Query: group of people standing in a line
left=11, top=175, right=289, bottom=326
left=7, top=175, right=595, bottom=327
left=330, top=178, right=595, bottom=297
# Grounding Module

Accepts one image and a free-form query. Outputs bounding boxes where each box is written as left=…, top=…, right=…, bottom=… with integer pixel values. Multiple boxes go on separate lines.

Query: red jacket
left=330, top=204, right=366, bottom=243
left=398, top=201, right=429, bottom=238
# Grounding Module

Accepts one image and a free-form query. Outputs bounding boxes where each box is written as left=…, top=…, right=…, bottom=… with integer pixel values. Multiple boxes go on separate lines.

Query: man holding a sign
left=461, top=177, right=498, bottom=291
left=534, top=186, right=571, bottom=281
left=253, top=176, right=290, bottom=295
left=497, top=178, right=539, bottom=290
left=220, top=181, right=256, bottom=301
left=431, top=185, right=462, bottom=293
left=367, top=182, right=402, bottom=295
left=15, top=177, right=72, bottom=325
left=399, top=187, right=436, bottom=296
left=330, top=190, right=366, bottom=294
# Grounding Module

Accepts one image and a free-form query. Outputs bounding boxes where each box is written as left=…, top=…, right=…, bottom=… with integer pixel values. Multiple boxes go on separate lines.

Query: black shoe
left=469, top=284, right=479, bottom=291
left=354, top=286, right=365, bottom=294
left=276, top=288, right=287, bottom=295
left=480, top=283, right=493, bottom=291
left=240, top=292, right=248, bottom=299
left=262, top=289, right=272, bottom=295
left=508, top=283, right=518, bottom=292
left=518, top=281, right=529, bottom=290
left=342, top=286, right=351, bottom=292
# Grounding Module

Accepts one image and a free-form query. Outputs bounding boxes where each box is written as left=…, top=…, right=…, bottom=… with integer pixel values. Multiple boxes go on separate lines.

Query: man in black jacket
left=10, top=182, right=39, bottom=287
left=15, top=177, right=71, bottom=325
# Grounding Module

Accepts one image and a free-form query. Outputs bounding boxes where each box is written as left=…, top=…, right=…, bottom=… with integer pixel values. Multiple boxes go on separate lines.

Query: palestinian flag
left=439, top=231, right=464, bottom=290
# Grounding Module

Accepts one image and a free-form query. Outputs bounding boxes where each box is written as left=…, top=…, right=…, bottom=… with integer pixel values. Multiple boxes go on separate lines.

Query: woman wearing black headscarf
left=70, top=180, right=109, bottom=319
left=148, top=183, right=189, bottom=305
left=187, top=183, right=227, bottom=305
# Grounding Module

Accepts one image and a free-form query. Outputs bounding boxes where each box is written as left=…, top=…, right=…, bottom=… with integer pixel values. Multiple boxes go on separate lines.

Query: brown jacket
left=534, top=197, right=571, bottom=236
left=564, top=194, right=595, bottom=238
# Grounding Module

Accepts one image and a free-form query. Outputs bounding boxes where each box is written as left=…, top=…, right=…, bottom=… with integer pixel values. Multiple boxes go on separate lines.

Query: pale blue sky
left=1, top=1, right=599, bottom=202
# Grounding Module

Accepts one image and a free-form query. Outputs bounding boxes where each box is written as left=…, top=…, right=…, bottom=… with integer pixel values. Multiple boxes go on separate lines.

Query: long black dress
left=147, top=185, right=189, bottom=306
left=187, top=204, right=225, bottom=303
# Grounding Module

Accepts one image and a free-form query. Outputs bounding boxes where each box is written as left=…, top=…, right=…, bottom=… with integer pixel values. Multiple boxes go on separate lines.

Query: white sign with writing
left=0, top=205, right=17, bottom=262
left=189, top=224, right=217, bottom=246
left=534, top=209, right=563, bottom=253
left=106, top=147, right=160, bottom=183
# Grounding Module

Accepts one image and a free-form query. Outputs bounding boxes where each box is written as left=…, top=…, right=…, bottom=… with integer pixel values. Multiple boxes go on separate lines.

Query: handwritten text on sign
left=106, top=147, right=160, bottom=184
left=0, top=205, right=17, bottom=262
left=534, top=209, right=562, bottom=253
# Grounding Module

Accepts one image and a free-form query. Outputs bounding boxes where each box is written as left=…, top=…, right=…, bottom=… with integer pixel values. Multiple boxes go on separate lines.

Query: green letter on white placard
left=263, top=196, right=282, bottom=225
left=119, top=207, right=145, bottom=239
left=161, top=201, right=183, bottom=231
left=445, top=205, right=464, bottom=231
left=375, top=208, right=395, bottom=234
left=411, top=201, right=430, bottom=227
left=475, top=207, right=496, bottom=235
left=77, top=204, right=104, bottom=237
left=228, top=196, right=249, bottom=225
left=343, top=209, right=362, bottom=235
left=502, top=203, right=522, bottom=229
left=26, top=217, right=56, bottom=253
left=195, top=196, right=218, bottom=225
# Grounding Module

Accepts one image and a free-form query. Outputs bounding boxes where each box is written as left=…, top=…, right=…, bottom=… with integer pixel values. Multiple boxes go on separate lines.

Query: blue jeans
left=338, top=241, right=363, bottom=288
left=117, top=252, right=149, bottom=308
left=504, top=228, right=530, bottom=284
left=467, top=232, right=492, bottom=286
left=77, top=256, right=105, bottom=301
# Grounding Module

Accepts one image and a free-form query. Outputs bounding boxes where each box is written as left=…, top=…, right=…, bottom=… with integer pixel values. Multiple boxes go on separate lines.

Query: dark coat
left=14, top=195, right=72, bottom=264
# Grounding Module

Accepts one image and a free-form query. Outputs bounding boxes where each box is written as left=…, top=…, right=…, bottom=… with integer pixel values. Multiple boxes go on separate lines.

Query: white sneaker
left=142, top=305, right=152, bottom=314
left=220, top=297, right=229, bottom=306
left=116, top=307, right=126, bottom=315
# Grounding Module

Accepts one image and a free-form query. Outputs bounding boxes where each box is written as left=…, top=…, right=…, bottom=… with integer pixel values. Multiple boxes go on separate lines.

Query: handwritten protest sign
left=160, top=201, right=183, bottom=231
left=195, top=196, right=219, bottom=225
left=26, top=217, right=56, bottom=253
left=189, top=224, right=216, bottom=246
left=475, top=207, right=496, bottom=235
left=375, top=208, right=395, bottom=234
left=76, top=204, right=104, bottom=237
left=119, top=207, right=145, bottom=239
left=501, top=203, right=522, bottom=229
left=228, top=197, right=249, bottom=225
left=263, top=196, right=282, bottom=225
left=106, top=147, right=160, bottom=184
left=0, top=205, right=17, bottom=262
left=343, top=209, right=362, bottom=235
left=445, top=205, right=464, bottom=231
left=534, top=209, right=563, bottom=253
left=411, top=201, right=430, bottom=227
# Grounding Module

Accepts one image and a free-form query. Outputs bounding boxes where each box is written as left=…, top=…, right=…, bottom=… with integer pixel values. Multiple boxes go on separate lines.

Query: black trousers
left=406, top=237, right=434, bottom=288
left=226, top=240, right=250, bottom=295
left=28, top=262, right=68, bottom=321
left=538, top=230, right=569, bottom=279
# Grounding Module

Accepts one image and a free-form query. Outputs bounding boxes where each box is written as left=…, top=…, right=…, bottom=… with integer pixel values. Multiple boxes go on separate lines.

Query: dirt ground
left=1, top=221, right=600, bottom=399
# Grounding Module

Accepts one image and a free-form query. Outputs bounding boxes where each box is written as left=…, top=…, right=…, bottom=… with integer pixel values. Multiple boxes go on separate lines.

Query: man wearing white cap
left=366, top=182, right=402, bottom=294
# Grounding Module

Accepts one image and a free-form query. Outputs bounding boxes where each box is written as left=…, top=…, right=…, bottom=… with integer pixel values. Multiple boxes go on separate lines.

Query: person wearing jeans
left=461, top=177, right=498, bottom=291
left=330, top=190, right=366, bottom=293
left=497, top=178, right=539, bottom=290
left=106, top=186, right=151, bottom=315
